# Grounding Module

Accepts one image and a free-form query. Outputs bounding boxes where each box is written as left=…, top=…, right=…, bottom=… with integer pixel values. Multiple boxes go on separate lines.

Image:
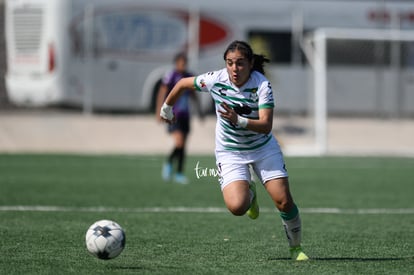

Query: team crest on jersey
left=244, top=88, right=258, bottom=103
left=200, top=79, right=206, bottom=88
left=250, top=92, right=258, bottom=103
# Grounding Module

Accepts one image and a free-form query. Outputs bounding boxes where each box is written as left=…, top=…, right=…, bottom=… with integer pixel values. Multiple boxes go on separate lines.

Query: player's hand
left=218, top=102, right=237, bottom=125
left=160, top=102, right=175, bottom=124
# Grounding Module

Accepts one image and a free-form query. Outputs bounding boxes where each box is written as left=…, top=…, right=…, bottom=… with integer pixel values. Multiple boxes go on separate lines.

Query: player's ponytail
left=223, top=40, right=269, bottom=75
left=252, top=54, right=270, bottom=75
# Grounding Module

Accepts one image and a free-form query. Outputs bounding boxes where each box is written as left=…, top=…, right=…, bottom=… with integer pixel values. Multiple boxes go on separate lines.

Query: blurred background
left=1, top=0, right=414, bottom=156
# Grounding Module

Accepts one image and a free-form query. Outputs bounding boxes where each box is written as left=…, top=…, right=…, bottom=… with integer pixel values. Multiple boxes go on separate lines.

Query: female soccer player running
left=160, top=41, right=309, bottom=261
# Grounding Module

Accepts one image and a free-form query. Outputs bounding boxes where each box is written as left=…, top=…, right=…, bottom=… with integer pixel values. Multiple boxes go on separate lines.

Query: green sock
left=280, top=204, right=302, bottom=247
left=280, top=204, right=299, bottom=221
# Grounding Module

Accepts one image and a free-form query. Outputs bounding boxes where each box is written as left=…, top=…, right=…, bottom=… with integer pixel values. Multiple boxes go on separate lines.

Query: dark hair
left=223, top=40, right=270, bottom=75
left=173, top=52, right=187, bottom=63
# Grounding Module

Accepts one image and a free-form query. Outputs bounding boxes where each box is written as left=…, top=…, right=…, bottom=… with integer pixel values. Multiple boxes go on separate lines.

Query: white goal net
left=282, top=28, right=414, bottom=156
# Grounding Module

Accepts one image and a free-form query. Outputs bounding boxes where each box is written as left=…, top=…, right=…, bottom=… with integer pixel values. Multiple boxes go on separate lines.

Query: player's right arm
left=160, top=77, right=196, bottom=123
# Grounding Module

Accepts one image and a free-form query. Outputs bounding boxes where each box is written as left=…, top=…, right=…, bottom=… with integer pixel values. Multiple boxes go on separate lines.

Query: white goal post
left=305, top=28, right=414, bottom=155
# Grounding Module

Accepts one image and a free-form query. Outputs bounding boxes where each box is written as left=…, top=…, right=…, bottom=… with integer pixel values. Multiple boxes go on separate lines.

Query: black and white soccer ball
left=85, top=219, right=126, bottom=260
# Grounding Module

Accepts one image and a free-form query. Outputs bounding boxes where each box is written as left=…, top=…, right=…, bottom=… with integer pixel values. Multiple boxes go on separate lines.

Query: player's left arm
left=247, top=80, right=275, bottom=134
left=245, top=107, right=273, bottom=134
left=219, top=103, right=273, bottom=134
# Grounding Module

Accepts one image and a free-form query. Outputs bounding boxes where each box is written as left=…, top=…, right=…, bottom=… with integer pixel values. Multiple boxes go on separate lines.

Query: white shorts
left=216, top=137, right=288, bottom=190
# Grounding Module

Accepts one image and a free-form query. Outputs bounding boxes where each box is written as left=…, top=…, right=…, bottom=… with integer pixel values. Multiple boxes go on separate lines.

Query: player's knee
left=228, top=206, right=247, bottom=216
left=276, top=199, right=293, bottom=213
left=226, top=202, right=249, bottom=216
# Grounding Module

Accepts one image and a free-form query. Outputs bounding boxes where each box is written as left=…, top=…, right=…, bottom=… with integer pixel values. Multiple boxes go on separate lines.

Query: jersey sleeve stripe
left=194, top=76, right=202, bottom=91
left=259, top=103, right=275, bottom=109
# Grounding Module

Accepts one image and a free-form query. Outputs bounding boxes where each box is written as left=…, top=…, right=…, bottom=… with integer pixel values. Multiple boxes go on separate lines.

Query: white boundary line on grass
left=0, top=206, right=414, bottom=214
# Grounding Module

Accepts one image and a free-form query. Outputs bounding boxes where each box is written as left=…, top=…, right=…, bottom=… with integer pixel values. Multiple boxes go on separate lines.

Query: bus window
left=248, top=31, right=292, bottom=64
left=70, top=10, right=187, bottom=60
left=248, top=30, right=307, bottom=65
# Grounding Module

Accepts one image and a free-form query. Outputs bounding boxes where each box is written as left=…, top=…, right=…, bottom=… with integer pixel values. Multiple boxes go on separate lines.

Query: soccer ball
left=85, top=219, right=126, bottom=260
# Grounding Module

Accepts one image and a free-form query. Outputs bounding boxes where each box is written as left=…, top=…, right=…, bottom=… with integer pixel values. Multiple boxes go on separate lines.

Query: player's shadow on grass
left=269, top=257, right=408, bottom=262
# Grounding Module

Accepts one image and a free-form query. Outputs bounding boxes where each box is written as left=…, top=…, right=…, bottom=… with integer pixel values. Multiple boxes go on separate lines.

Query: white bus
left=5, top=0, right=414, bottom=114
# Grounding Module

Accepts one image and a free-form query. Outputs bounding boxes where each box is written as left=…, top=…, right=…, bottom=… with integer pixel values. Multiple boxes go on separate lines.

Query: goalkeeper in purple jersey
left=156, top=52, right=202, bottom=184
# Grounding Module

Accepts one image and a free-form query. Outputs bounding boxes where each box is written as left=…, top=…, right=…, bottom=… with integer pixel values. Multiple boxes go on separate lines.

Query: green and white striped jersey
left=194, top=68, right=275, bottom=152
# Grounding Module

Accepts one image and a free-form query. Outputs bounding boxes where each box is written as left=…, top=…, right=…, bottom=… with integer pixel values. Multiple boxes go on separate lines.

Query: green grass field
left=0, top=154, right=413, bottom=274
